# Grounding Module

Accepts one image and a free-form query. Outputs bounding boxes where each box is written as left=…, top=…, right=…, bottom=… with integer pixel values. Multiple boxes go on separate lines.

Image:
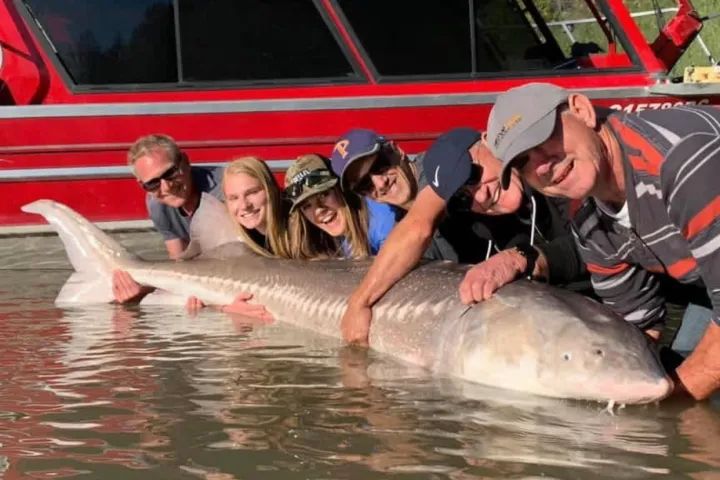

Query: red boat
left=0, top=0, right=718, bottom=231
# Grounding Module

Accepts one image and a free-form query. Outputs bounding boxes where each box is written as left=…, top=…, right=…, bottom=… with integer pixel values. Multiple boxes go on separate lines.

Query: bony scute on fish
left=21, top=198, right=673, bottom=405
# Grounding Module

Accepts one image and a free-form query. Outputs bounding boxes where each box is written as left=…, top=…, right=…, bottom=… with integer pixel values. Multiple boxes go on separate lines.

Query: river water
left=0, top=232, right=718, bottom=479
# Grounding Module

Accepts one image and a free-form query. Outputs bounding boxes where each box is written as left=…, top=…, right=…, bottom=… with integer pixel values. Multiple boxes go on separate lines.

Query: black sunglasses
left=351, top=152, right=394, bottom=195
left=466, top=163, right=483, bottom=186
left=140, top=163, right=183, bottom=192
left=285, top=169, right=336, bottom=201
left=448, top=164, right=484, bottom=211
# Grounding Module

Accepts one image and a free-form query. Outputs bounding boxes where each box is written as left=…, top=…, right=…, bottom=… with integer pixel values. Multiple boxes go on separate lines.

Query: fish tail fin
left=21, top=199, right=141, bottom=304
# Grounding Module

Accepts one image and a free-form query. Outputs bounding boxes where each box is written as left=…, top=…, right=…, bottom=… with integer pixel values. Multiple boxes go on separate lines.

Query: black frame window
left=335, top=0, right=640, bottom=79
left=23, top=0, right=178, bottom=85
left=178, top=0, right=355, bottom=82
left=20, top=0, right=358, bottom=89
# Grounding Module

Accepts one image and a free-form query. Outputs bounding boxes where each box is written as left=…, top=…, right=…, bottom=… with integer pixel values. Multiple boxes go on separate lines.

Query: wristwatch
left=514, top=243, right=539, bottom=279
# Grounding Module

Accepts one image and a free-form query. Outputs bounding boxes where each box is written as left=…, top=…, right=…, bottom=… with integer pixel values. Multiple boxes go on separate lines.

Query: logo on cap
left=291, top=169, right=312, bottom=185
left=333, top=140, right=350, bottom=159
left=493, top=114, right=523, bottom=149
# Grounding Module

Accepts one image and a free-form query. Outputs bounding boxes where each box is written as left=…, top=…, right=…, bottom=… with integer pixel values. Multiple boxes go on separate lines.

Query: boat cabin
left=0, top=0, right=717, bottom=229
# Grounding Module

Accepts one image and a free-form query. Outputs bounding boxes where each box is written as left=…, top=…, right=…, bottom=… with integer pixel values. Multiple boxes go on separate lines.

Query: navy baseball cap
left=421, top=127, right=482, bottom=202
left=330, top=128, right=387, bottom=190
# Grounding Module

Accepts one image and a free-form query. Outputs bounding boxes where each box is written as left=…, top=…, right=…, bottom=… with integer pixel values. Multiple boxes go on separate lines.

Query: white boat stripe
left=0, top=160, right=293, bottom=181
left=0, top=87, right=653, bottom=119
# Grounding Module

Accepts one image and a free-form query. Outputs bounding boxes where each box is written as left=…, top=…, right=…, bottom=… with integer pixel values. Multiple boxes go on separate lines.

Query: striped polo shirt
left=572, top=105, right=720, bottom=330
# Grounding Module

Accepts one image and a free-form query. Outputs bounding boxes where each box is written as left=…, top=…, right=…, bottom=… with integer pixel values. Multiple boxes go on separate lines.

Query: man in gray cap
left=486, top=82, right=720, bottom=400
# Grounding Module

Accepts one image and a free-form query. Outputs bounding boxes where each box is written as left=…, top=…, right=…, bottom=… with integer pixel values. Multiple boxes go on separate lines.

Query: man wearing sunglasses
left=113, top=134, right=224, bottom=303
left=336, top=127, right=588, bottom=345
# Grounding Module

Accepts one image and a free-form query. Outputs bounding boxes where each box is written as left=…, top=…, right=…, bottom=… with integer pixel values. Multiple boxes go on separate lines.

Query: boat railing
left=544, top=7, right=716, bottom=65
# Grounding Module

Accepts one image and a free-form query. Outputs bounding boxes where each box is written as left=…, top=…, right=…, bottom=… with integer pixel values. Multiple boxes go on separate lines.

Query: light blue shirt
left=341, top=198, right=396, bottom=257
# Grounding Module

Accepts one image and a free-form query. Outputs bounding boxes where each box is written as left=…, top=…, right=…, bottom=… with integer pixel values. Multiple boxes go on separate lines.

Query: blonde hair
left=223, top=157, right=290, bottom=258
left=288, top=184, right=370, bottom=260
left=127, top=134, right=183, bottom=173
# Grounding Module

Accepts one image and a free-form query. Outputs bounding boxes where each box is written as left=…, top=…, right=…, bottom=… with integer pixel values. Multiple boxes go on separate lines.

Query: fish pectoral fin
left=56, top=272, right=114, bottom=305
left=139, top=290, right=189, bottom=306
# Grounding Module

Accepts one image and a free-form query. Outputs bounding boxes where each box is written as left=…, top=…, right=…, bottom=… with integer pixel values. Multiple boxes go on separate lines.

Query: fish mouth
left=588, top=376, right=673, bottom=405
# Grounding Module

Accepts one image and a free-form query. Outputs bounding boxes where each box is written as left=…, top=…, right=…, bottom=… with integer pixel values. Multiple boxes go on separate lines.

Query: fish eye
left=563, top=353, right=572, bottom=361
left=595, top=349, right=604, bottom=357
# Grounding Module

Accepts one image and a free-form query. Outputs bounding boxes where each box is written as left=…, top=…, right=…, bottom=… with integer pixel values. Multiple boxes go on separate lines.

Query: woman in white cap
left=284, top=154, right=395, bottom=260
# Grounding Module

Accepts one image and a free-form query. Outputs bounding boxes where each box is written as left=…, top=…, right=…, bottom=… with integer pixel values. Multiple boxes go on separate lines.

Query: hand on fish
left=185, top=292, right=274, bottom=322
left=459, top=249, right=526, bottom=304
left=112, top=270, right=154, bottom=304
left=341, top=299, right=372, bottom=347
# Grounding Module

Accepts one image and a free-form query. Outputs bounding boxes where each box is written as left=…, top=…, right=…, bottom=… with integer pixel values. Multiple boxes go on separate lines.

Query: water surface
left=0, top=232, right=718, bottom=479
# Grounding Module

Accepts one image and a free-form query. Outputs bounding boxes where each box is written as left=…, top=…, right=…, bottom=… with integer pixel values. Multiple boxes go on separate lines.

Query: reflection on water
left=0, top=232, right=719, bottom=479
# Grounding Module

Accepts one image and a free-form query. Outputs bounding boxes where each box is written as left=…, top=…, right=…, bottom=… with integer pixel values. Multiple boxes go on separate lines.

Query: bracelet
left=513, top=243, right=539, bottom=279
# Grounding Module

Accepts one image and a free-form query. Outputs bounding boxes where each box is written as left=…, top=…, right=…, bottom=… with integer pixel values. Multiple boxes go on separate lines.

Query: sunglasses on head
left=285, top=169, right=335, bottom=201
left=351, top=153, right=394, bottom=195
left=140, top=162, right=183, bottom=192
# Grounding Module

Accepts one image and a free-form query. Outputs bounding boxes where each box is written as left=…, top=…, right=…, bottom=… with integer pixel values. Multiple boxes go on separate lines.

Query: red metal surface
left=0, top=0, right=719, bottom=228
left=1, top=178, right=148, bottom=225
left=650, top=0, right=703, bottom=71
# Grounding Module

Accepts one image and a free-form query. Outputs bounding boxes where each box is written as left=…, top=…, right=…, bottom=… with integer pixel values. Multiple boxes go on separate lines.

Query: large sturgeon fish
left=22, top=199, right=672, bottom=404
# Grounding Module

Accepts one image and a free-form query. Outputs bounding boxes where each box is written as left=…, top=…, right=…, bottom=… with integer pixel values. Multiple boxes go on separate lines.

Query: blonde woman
left=284, top=154, right=395, bottom=260
left=222, top=156, right=290, bottom=258
left=186, top=157, right=289, bottom=318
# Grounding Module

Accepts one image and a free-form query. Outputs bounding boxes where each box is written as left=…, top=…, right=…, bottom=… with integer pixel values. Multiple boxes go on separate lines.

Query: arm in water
left=342, top=186, right=445, bottom=345
left=186, top=293, right=274, bottom=321
left=112, top=270, right=156, bottom=304
left=112, top=235, right=186, bottom=302
left=165, top=238, right=187, bottom=260
left=663, top=134, right=720, bottom=400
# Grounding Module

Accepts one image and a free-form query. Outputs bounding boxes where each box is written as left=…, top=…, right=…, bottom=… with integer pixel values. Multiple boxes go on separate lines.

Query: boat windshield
left=20, top=0, right=637, bottom=88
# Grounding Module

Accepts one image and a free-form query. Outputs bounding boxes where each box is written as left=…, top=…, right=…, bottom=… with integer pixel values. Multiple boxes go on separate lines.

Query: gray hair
left=127, top=134, right=182, bottom=174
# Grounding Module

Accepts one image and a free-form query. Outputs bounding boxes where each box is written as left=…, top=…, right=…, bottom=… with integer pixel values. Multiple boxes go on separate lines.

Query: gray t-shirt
left=147, top=165, right=225, bottom=242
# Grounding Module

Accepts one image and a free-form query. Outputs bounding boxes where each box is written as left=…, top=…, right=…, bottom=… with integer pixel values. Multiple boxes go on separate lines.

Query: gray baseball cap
left=486, top=83, right=569, bottom=189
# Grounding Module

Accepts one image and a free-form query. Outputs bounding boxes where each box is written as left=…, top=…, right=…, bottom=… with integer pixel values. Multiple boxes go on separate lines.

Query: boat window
left=177, top=0, right=354, bottom=82
left=21, top=0, right=355, bottom=87
left=336, top=0, right=636, bottom=78
left=22, top=0, right=178, bottom=84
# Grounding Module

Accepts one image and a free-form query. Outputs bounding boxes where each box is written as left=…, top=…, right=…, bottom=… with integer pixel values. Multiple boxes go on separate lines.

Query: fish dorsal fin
left=188, top=193, right=242, bottom=254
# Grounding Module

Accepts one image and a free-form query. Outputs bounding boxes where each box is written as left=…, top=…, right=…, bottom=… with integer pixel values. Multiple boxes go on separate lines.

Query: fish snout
left=600, top=374, right=673, bottom=405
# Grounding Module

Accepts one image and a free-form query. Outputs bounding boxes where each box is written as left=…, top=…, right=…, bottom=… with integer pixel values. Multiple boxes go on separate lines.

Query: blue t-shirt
left=147, top=165, right=225, bottom=242
left=366, top=198, right=396, bottom=254
left=341, top=198, right=396, bottom=257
